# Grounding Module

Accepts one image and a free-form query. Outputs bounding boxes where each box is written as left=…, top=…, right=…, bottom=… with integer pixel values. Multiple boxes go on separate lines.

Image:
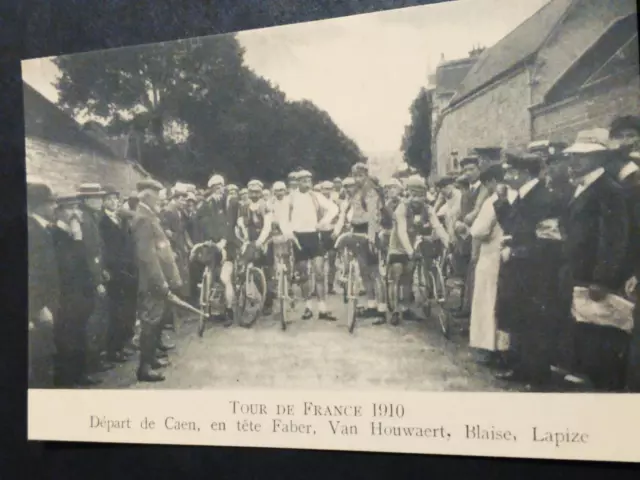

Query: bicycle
left=191, top=241, right=227, bottom=338
left=334, top=232, right=370, bottom=333
left=267, top=235, right=297, bottom=331
left=414, top=237, right=451, bottom=338
left=234, top=241, right=268, bottom=328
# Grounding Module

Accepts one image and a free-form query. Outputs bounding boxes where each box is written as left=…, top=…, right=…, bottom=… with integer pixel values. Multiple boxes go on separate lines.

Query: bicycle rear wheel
left=198, top=267, right=212, bottom=337
left=278, top=267, right=289, bottom=331
left=347, top=261, right=358, bottom=334
left=432, top=263, right=450, bottom=337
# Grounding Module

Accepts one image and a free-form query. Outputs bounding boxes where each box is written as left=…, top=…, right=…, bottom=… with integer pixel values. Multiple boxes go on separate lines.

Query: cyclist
left=349, top=162, right=387, bottom=319
left=239, top=188, right=249, bottom=208
left=262, top=188, right=271, bottom=204
left=288, top=170, right=339, bottom=320
left=319, top=180, right=340, bottom=294
left=387, top=175, right=450, bottom=325
left=227, top=184, right=239, bottom=201
left=191, top=174, right=239, bottom=327
left=331, top=177, right=343, bottom=204
left=287, top=171, right=299, bottom=195
left=236, top=179, right=273, bottom=319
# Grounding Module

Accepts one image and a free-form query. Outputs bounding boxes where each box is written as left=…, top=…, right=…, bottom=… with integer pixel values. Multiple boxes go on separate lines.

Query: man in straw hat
left=130, top=178, right=183, bottom=382
left=27, top=180, right=60, bottom=388
left=75, top=183, right=112, bottom=375
left=561, top=129, right=631, bottom=390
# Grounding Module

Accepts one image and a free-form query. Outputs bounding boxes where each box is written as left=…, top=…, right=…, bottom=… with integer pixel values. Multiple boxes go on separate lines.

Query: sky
left=21, top=0, right=550, bottom=158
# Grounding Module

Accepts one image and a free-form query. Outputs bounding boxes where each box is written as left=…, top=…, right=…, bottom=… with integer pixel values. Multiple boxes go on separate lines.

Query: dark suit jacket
left=193, top=195, right=236, bottom=245
left=562, top=174, right=629, bottom=292
left=494, top=181, right=563, bottom=333
left=99, top=210, right=137, bottom=282
left=78, top=205, right=107, bottom=290
left=131, top=202, right=182, bottom=297
left=28, top=216, right=60, bottom=320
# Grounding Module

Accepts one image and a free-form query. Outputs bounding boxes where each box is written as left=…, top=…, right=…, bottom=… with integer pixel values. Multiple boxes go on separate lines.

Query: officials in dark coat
left=50, top=195, right=100, bottom=386
left=561, top=130, right=630, bottom=391
left=606, top=116, right=640, bottom=392
left=130, top=179, right=183, bottom=382
left=76, top=183, right=111, bottom=373
left=27, top=181, right=60, bottom=388
left=494, top=153, right=563, bottom=385
left=100, top=185, right=138, bottom=363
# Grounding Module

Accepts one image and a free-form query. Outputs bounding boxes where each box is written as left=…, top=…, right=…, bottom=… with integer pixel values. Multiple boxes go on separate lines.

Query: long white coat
left=468, top=192, right=514, bottom=352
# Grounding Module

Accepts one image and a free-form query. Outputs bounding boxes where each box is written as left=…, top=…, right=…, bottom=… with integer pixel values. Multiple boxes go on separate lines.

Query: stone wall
left=26, top=136, right=150, bottom=198
left=533, top=75, right=640, bottom=143
left=434, top=69, right=532, bottom=175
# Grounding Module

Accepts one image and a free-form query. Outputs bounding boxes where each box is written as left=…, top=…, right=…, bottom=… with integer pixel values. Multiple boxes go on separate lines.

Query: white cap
left=247, top=179, right=262, bottom=191
left=208, top=174, right=225, bottom=188
left=406, top=175, right=426, bottom=190
left=342, top=177, right=355, bottom=186
left=273, top=181, right=286, bottom=191
left=320, top=180, right=333, bottom=189
left=186, top=192, right=197, bottom=202
left=297, top=170, right=312, bottom=179
left=226, top=184, right=238, bottom=192
left=564, top=128, right=610, bottom=154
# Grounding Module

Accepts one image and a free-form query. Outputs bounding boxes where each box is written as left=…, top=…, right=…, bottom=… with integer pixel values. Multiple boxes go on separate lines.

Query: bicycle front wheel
left=346, top=261, right=358, bottom=334
left=198, top=267, right=212, bottom=337
left=278, top=268, right=289, bottom=331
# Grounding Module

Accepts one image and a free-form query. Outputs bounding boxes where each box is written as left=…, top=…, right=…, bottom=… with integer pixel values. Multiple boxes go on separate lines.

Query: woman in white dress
left=468, top=164, right=515, bottom=360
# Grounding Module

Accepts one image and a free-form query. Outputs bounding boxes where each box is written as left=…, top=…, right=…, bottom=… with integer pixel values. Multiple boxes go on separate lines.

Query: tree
left=54, top=34, right=364, bottom=185
left=400, top=87, right=433, bottom=177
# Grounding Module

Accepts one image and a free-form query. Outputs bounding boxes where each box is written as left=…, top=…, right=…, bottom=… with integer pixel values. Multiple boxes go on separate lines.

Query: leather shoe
left=150, top=358, right=170, bottom=369
left=137, top=368, right=165, bottom=382
left=158, top=342, right=175, bottom=352
left=318, top=312, right=337, bottom=321
left=301, top=308, right=313, bottom=320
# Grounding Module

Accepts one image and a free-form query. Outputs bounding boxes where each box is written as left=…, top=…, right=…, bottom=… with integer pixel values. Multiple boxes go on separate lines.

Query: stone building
left=24, top=81, right=153, bottom=197
left=433, top=0, right=639, bottom=175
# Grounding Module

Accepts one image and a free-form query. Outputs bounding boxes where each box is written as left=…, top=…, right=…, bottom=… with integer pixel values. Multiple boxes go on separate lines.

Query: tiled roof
left=449, top=0, right=574, bottom=107
left=435, top=58, right=477, bottom=95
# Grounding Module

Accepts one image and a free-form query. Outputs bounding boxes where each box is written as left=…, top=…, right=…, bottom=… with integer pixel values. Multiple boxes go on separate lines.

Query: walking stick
left=167, top=292, right=207, bottom=317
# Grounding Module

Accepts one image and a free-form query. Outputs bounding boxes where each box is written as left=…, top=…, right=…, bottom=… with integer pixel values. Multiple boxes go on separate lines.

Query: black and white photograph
left=24, top=0, right=639, bottom=395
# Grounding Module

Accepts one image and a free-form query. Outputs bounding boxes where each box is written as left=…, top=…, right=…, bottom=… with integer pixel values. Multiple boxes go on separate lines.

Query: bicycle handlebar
left=333, top=232, right=370, bottom=251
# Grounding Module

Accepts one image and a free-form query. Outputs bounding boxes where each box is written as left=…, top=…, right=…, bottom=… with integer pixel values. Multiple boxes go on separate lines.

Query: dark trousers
left=460, top=256, right=476, bottom=313
left=54, top=309, right=89, bottom=386
left=137, top=293, right=166, bottom=370
left=85, top=293, right=108, bottom=370
left=190, top=261, right=205, bottom=304
left=29, top=318, right=55, bottom=389
left=106, top=276, right=137, bottom=354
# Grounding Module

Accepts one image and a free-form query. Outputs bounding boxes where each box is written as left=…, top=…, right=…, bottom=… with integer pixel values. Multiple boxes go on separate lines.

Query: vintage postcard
left=24, top=0, right=640, bottom=462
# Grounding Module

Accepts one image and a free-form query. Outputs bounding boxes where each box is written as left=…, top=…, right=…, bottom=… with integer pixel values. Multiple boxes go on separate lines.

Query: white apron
left=468, top=192, right=513, bottom=351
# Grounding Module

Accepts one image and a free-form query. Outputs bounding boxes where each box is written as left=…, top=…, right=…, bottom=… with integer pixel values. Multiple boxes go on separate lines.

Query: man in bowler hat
left=131, top=179, right=182, bottom=382
left=27, top=180, right=60, bottom=388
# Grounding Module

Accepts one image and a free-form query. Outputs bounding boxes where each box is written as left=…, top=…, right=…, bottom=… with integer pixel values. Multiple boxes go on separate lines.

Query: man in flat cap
left=27, top=181, right=60, bottom=388
left=131, top=178, right=183, bottom=382
left=99, top=185, right=138, bottom=364
left=493, top=153, right=564, bottom=385
left=75, top=183, right=112, bottom=375
left=161, top=184, right=193, bottom=300
left=561, top=132, right=630, bottom=390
